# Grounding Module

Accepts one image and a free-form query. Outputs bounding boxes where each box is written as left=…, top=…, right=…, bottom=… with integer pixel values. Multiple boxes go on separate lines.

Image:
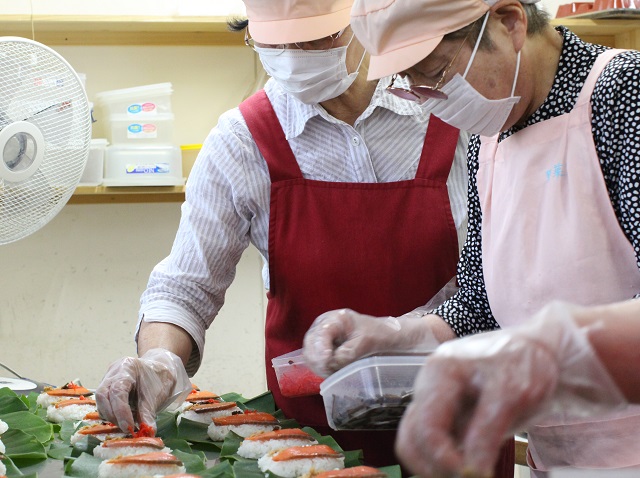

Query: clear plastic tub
left=319, top=355, right=426, bottom=430
left=103, top=144, right=184, bottom=186
left=105, top=113, right=174, bottom=144
left=95, top=82, right=173, bottom=117
left=272, top=348, right=324, bottom=398
left=78, top=138, right=108, bottom=186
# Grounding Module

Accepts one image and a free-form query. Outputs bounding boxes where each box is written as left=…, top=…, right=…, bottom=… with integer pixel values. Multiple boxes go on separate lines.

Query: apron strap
left=416, top=115, right=461, bottom=182
left=239, top=90, right=303, bottom=182
left=575, top=49, right=628, bottom=108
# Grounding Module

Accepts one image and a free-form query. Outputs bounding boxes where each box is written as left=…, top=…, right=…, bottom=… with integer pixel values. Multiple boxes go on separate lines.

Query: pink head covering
left=351, top=0, right=540, bottom=80
left=244, top=0, right=354, bottom=45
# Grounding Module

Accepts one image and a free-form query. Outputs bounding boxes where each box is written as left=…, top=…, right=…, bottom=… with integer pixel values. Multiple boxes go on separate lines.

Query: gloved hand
left=303, top=308, right=440, bottom=377
left=395, top=301, right=627, bottom=478
left=95, top=348, right=191, bottom=433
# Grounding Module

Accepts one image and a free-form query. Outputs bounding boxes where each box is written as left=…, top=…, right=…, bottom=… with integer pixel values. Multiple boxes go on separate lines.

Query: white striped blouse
left=138, top=77, right=469, bottom=373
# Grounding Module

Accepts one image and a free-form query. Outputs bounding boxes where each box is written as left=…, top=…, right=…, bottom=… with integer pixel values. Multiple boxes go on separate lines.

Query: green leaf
left=64, top=452, right=102, bottom=478
left=219, top=393, right=247, bottom=404
left=230, top=460, right=269, bottom=478
left=58, top=420, right=78, bottom=444
left=2, top=429, right=47, bottom=467
left=343, top=449, right=364, bottom=468
left=0, top=411, right=53, bottom=444
left=47, top=442, right=73, bottom=460
left=174, top=449, right=207, bottom=474
left=379, top=464, right=402, bottom=478
left=70, top=436, right=101, bottom=457
left=0, top=389, right=29, bottom=414
left=23, top=392, right=40, bottom=413
left=200, top=459, right=234, bottom=478
left=156, top=410, right=178, bottom=439
left=176, top=417, right=211, bottom=443
left=219, top=431, right=243, bottom=460
left=163, top=437, right=193, bottom=454
left=2, top=454, right=22, bottom=477
left=241, top=392, right=275, bottom=413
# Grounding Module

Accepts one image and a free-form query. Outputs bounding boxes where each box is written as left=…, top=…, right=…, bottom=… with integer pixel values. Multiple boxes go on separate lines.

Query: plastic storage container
left=103, top=145, right=184, bottom=186
left=105, top=113, right=174, bottom=144
left=95, top=82, right=173, bottom=117
left=78, top=139, right=108, bottom=186
left=319, top=355, right=426, bottom=430
left=271, top=348, right=324, bottom=398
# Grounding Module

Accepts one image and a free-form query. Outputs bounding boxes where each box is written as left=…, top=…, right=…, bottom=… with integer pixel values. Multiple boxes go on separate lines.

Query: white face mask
left=255, top=32, right=365, bottom=104
left=421, top=13, right=521, bottom=137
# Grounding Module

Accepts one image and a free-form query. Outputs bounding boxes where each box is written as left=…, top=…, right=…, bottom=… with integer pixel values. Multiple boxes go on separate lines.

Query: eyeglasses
left=386, top=31, right=470, bottom=102
left=244, top=28, right=347, bottom=53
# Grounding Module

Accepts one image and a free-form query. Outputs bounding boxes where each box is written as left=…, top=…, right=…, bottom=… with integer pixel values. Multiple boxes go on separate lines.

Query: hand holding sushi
left=303, top=308, right=445, bottom=377
left=395, top=302, right=627, bottom=477
left=95, top=348, right=191, bottom=433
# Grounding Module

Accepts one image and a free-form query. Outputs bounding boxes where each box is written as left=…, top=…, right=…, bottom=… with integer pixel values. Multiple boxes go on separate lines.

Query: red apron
left=239, top=90, right=514, bottom=474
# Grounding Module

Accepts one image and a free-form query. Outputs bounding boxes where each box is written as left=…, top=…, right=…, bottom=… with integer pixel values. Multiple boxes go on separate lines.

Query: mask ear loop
left=463, top=12, right=490, bottom=79
left=510, top=50, right=521, bottom=96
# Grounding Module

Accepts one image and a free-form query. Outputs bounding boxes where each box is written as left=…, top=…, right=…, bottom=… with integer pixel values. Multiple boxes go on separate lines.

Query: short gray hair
left=443, top=4, right=550, bottom=49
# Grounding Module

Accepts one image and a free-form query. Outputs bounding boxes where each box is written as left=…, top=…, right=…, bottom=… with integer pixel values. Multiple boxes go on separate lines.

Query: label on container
left=127, top=102, right=157, bottom=115
left=125, top=163, right=170, bottom=174
left=127, top=123, right=158, bottom=138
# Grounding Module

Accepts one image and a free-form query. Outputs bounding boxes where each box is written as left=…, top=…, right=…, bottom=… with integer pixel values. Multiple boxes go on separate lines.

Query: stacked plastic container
left=95, top=82, right=184, bottom=186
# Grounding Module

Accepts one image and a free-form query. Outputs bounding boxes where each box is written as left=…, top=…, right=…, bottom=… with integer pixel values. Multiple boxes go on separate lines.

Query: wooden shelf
left=69, top=185, right=185, bottom=204
left=0, top=15, right=245, bottom=46
left=0, top=15, right=637, bottom=47
left=550, top=18, right=640, bottom=48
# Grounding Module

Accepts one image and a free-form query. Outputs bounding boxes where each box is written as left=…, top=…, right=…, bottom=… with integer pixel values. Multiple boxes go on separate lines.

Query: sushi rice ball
left=207, top=411, right=280, bottom=441
left=46, top=397, right=97, bottom=423
left=257, top=444, right=344, bottom=478
left=37, top=382, right=93, bottom=408
left=176, top=401, right=242, bottom=425
left=309, top=466, right=388, bottom=477
left=176, top=389, right=220, bottom=413
left=71, top=423, right=128, bottom=446
left=237, top=428, right=318, bottom=459
left=97, top=451, right=185, bottom=478
left=93, top=437, right=170, bottom=460
left=80, top=411, right=104, bottom=425
left=0, top=419, right=7, bottom=454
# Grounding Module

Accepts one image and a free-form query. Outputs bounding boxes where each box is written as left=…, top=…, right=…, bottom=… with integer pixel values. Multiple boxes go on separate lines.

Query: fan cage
left=0, top=37, right=91, bottom=245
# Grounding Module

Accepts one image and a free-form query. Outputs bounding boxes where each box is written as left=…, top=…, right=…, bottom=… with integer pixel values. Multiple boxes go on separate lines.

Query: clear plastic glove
left=395, top=301, right=627, bottom=478
left=303, top=308, right=440, bottom=377
left=95, top=348, right=191, bottom=433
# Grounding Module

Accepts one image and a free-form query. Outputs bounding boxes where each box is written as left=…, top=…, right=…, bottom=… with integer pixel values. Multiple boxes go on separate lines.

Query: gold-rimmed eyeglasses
left=244, top=28, right=347, bottom=53
left=386, top=31, right=471, bottom=102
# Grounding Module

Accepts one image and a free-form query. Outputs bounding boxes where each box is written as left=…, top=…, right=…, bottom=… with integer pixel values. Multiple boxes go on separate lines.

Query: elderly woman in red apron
left=93, top=0, right=489, bottom=472
left=304, top=0, right=640, bottom=475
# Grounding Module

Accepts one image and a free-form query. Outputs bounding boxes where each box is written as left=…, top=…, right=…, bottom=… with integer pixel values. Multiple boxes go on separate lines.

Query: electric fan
left=1, top=36, right=91, bottom=393
left=0, top=36, right=91, bottom=245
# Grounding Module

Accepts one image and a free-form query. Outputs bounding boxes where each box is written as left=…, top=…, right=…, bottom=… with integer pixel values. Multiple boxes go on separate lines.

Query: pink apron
left=477, top=49, right=640, bottom=475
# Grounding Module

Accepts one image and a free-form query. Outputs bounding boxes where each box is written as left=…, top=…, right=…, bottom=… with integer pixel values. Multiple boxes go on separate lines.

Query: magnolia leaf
left=173, top=449, right=207, bottom=474
left=200, top=459, right=234, bottom=478
left=2, top=429, right=47, bottom=467
left=63, top=452, right=101, bottom=478
left=0, top=411, right=53, bottom=444
left=0, top=389, right=29, bottom=415
left=241, top=392, right=275, bottom=413
left=379, top=464, right=402, bottom=478
left=47, top=442, right=73, bottom=461
left=176, top=417, right=213, bottom=444
left=156, top=410, right=178, bottom=439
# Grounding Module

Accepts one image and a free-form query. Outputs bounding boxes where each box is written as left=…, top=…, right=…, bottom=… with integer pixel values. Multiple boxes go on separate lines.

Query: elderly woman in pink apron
left=303, top=0, right=640, bottom=475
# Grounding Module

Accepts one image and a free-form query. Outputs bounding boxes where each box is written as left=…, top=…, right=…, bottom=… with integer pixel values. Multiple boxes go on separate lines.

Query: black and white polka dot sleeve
left=591, top=51, right=640, bottom=281
left=431, top=135, right=500, bottom=336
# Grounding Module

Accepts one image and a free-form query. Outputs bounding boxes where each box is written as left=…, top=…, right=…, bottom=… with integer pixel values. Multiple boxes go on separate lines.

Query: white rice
left=0, top=458, right=6, bottom=477
left=0, top=437, right=5, bottom=454
left=47, top=403, right=98, bottom=423
left=0, top=419, right=7, bottom=435
left=176, top=405, right=242, bottom=425
left=97, top=461, right=185, bottom=478
left=71, top=429, right=127, bottom=446
left=207, top=422, right=280, bottom=441
left=238, top=436, right=319, bottom=460
left=257, top=453, right=344, bottom=478
left=93, top=443, right=171, bottom=461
